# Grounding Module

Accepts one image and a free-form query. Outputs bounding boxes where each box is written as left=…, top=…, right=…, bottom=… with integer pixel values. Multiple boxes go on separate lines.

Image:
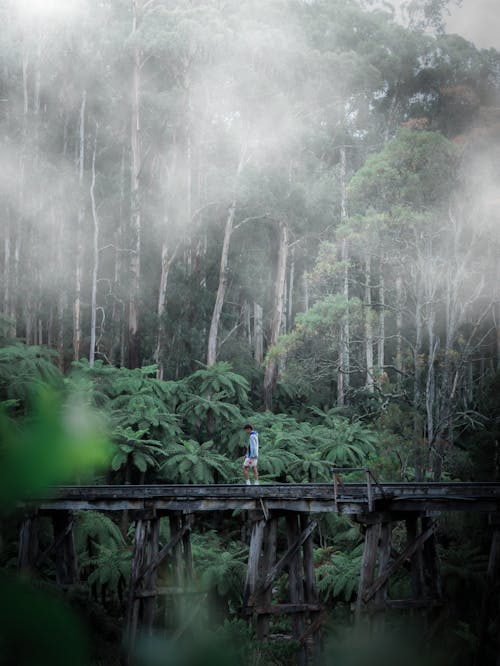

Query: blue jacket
left=246, top=430, right=259, bottom=458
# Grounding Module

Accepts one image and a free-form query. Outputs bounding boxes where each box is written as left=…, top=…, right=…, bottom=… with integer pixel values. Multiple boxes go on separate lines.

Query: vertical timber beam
left=301, top=513, right=322, bottom=658
left=406, top=516, right=424, bottom=602
left=373, top=521, right=392, bottom=631
left=477, top=519, right=500, bottom=665
left=256, top=516, right=277, bottom=640
left=286, top=513, right=306, bottom=666
left=356, top=521, right=381, bottom=622
left=142, top=517, right=160, bottom=635
left=124, top=518, right=147, bottom=664
left=422, top=515, right=442, bottom=599
left=18, top=513, right=39, bottom=575
left=53, top=511, right=78, bottom=587
left=243, top=517, right=266, bottom=606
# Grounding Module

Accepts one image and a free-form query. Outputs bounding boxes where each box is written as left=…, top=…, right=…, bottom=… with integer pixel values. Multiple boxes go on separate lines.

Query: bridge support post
left=52, top=511, right=78, bottom=587
left=242, top=511, right=321, bottom=665
left=18, top=512, right=39, bottom=575
left=356, top=512, right=442, bottom=625
left=123, top=512, right=195, bottom=663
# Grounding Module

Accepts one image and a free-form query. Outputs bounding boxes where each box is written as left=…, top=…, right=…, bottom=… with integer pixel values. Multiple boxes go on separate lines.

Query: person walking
left=242, top=424, right=259, bottom=485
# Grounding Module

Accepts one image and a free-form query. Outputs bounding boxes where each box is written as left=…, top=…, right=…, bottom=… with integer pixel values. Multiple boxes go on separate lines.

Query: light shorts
left=243, top=457, right=258, bottom=468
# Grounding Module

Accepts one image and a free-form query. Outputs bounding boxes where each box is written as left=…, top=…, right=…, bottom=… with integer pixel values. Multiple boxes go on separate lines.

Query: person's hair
left=243, top=424, right=253, bottom=430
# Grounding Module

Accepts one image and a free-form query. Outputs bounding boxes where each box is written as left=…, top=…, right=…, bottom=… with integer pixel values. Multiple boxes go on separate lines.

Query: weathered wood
left=18, top=515, right=39, bottom=574
left=34, top=482, right=500, bottom=515
left=286, top=514, right=307, bottom=666
left=422, top=515, right=442, bottom=598
left=182, top=514, right=193, bottom=580
left=169, top=513, right=184, bottom=586
left=373, top=521, right=393, bottom=631
left=138, top=514, right=193, bottom=583
left=301, top=513, right=321, bottom=660
left=252, top=604, right=322, bottom=616
left=362, top=521, right=434, bottom=603
left=243, top=518, right=266, bottom=605
left=247, top=520, right=317, bottom=607
left=356, top=523, right=380, bottom=618
left=52, top=511, right=78, bottom=586
left=406, top=516, right=424, bottom=601
left=142, top=518, right=160, bottom=634
left=256, top=517, right=277, bottom=640
left=124, top=518, right=147, bottom=662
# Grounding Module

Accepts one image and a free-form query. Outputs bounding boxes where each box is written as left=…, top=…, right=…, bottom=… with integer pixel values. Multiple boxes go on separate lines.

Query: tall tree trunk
left=337, top=246, right=350, bottom=405
left=263, top=222, right=289, bottom=409
left=338, top=145, right=350, bottom=406
left=413, top=275, right=424, bottom=481
left=207, top=149, right=246, bottom=366
left=377, top=259, right=385, bottom=373
left=287, top=244, right=295, bottom=331
left=128, top=1, right=142, bottom=369
left=364, top=250, right=374, bottom=392
left=395, top=274, right=403, bottom=387
left=254, top=302, right=264, bottom=365
left=89, top=128, right=99, bottom=366
left=207, top=202, right=237, bottom=367
left=73, top=90, right=86, bottom=362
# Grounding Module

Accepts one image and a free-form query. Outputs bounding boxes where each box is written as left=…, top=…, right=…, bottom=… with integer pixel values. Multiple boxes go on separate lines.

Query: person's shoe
left=246, top=479, right=251, bottom=486
left=254, top=480, right=259, bottom=485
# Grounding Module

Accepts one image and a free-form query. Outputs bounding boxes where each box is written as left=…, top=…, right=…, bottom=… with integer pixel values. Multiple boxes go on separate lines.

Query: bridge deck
left=34, top=482, right=500, bottom=514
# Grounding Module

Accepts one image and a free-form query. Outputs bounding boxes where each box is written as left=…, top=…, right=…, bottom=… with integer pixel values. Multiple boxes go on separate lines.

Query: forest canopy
left=1, top=0, right=500, bottom=664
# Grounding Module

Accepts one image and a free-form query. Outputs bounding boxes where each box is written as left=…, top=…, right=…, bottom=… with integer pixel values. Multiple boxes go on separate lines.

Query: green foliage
left=0, top=344, right=63, bottom=407
left=0, top=388, right=112, bottom=509
left=75, top=512, right=130, bottom=602
left=191, top=531, right=247, bottom=600
left=316, top=543, right=364, bottom=602
left=160, top=439, right=233, bottom=484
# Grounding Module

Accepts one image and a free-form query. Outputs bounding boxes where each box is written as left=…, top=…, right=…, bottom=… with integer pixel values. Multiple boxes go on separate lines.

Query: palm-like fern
left=191, top=531, right=247, bottom=599
left=315, top=543, right=364, bottom=602
left=0, top=344, right=63, bottom=406
left=160, top=439, right=232, bottom=484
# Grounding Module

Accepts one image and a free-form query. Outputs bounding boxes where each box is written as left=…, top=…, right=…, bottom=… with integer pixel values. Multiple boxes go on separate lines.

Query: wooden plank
left=247, top=519, right=317, bottom=607
left=362, top=522, right=435, bottom=603
left=356, top=523, right=380, bottom=618
left=142, top=518, right=159, bottom=634
left=252, top=604, right=322, bottom=616
left=243, top=519, right=266, bottom=604
left=53, top=511, right=78, bottom=586
left=406, top=517, right=424, bottom=601
left=256, top=517, right=277, bottom=640
left=138, top=515, right=193, bottom=584
left=422, top=515, right=442, bottom=598
left=18, top=515, right=39, bottom=574
left=286, top=514, right=306, bottom=666
left=124, top=519, right=147, bottom=663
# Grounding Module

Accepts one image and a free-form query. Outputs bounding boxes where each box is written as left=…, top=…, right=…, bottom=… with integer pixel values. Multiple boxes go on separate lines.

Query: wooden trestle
left=17, top=482, right=500, bottom=664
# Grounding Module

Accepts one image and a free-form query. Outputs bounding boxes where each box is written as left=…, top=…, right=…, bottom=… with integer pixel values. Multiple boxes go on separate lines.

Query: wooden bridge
left=18, top=480, right=500, bottom=665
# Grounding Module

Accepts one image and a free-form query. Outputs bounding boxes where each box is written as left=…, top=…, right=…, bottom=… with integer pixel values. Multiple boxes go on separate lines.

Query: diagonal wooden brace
left=137, top=515, right=193, bottom=584
left=247, top=519, right=317, bottom=608
left=362, top=521, right=435, bottom=603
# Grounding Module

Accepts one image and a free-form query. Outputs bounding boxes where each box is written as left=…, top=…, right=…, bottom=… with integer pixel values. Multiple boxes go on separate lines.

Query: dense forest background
left=1, top=0, right=500, bottom=664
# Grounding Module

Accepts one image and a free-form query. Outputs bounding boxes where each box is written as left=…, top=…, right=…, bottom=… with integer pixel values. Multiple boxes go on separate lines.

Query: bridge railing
left=331, top=467, right=386, bottom=512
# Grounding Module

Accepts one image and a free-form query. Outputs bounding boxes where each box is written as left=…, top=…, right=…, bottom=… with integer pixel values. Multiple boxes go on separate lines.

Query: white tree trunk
left=73, top=90, right=86, bottom=362
left=263, top=222, right=289, bottom=409
left=207, top=149, right=247, bottom=366
left=89, top=128, right=99, bottom=367
left=338, top=145, right=350, bottom=405
left=253, top=302, right=264, bottom=365
left=128, top=0, right=142, bottom=368
left=364, top=251, right=374, bottom=392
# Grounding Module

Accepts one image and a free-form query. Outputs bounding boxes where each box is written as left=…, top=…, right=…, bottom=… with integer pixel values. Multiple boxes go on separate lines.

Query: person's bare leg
left=243, top=464, right=251, bottom=484
left=253, top=467, right=259, bottom=484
